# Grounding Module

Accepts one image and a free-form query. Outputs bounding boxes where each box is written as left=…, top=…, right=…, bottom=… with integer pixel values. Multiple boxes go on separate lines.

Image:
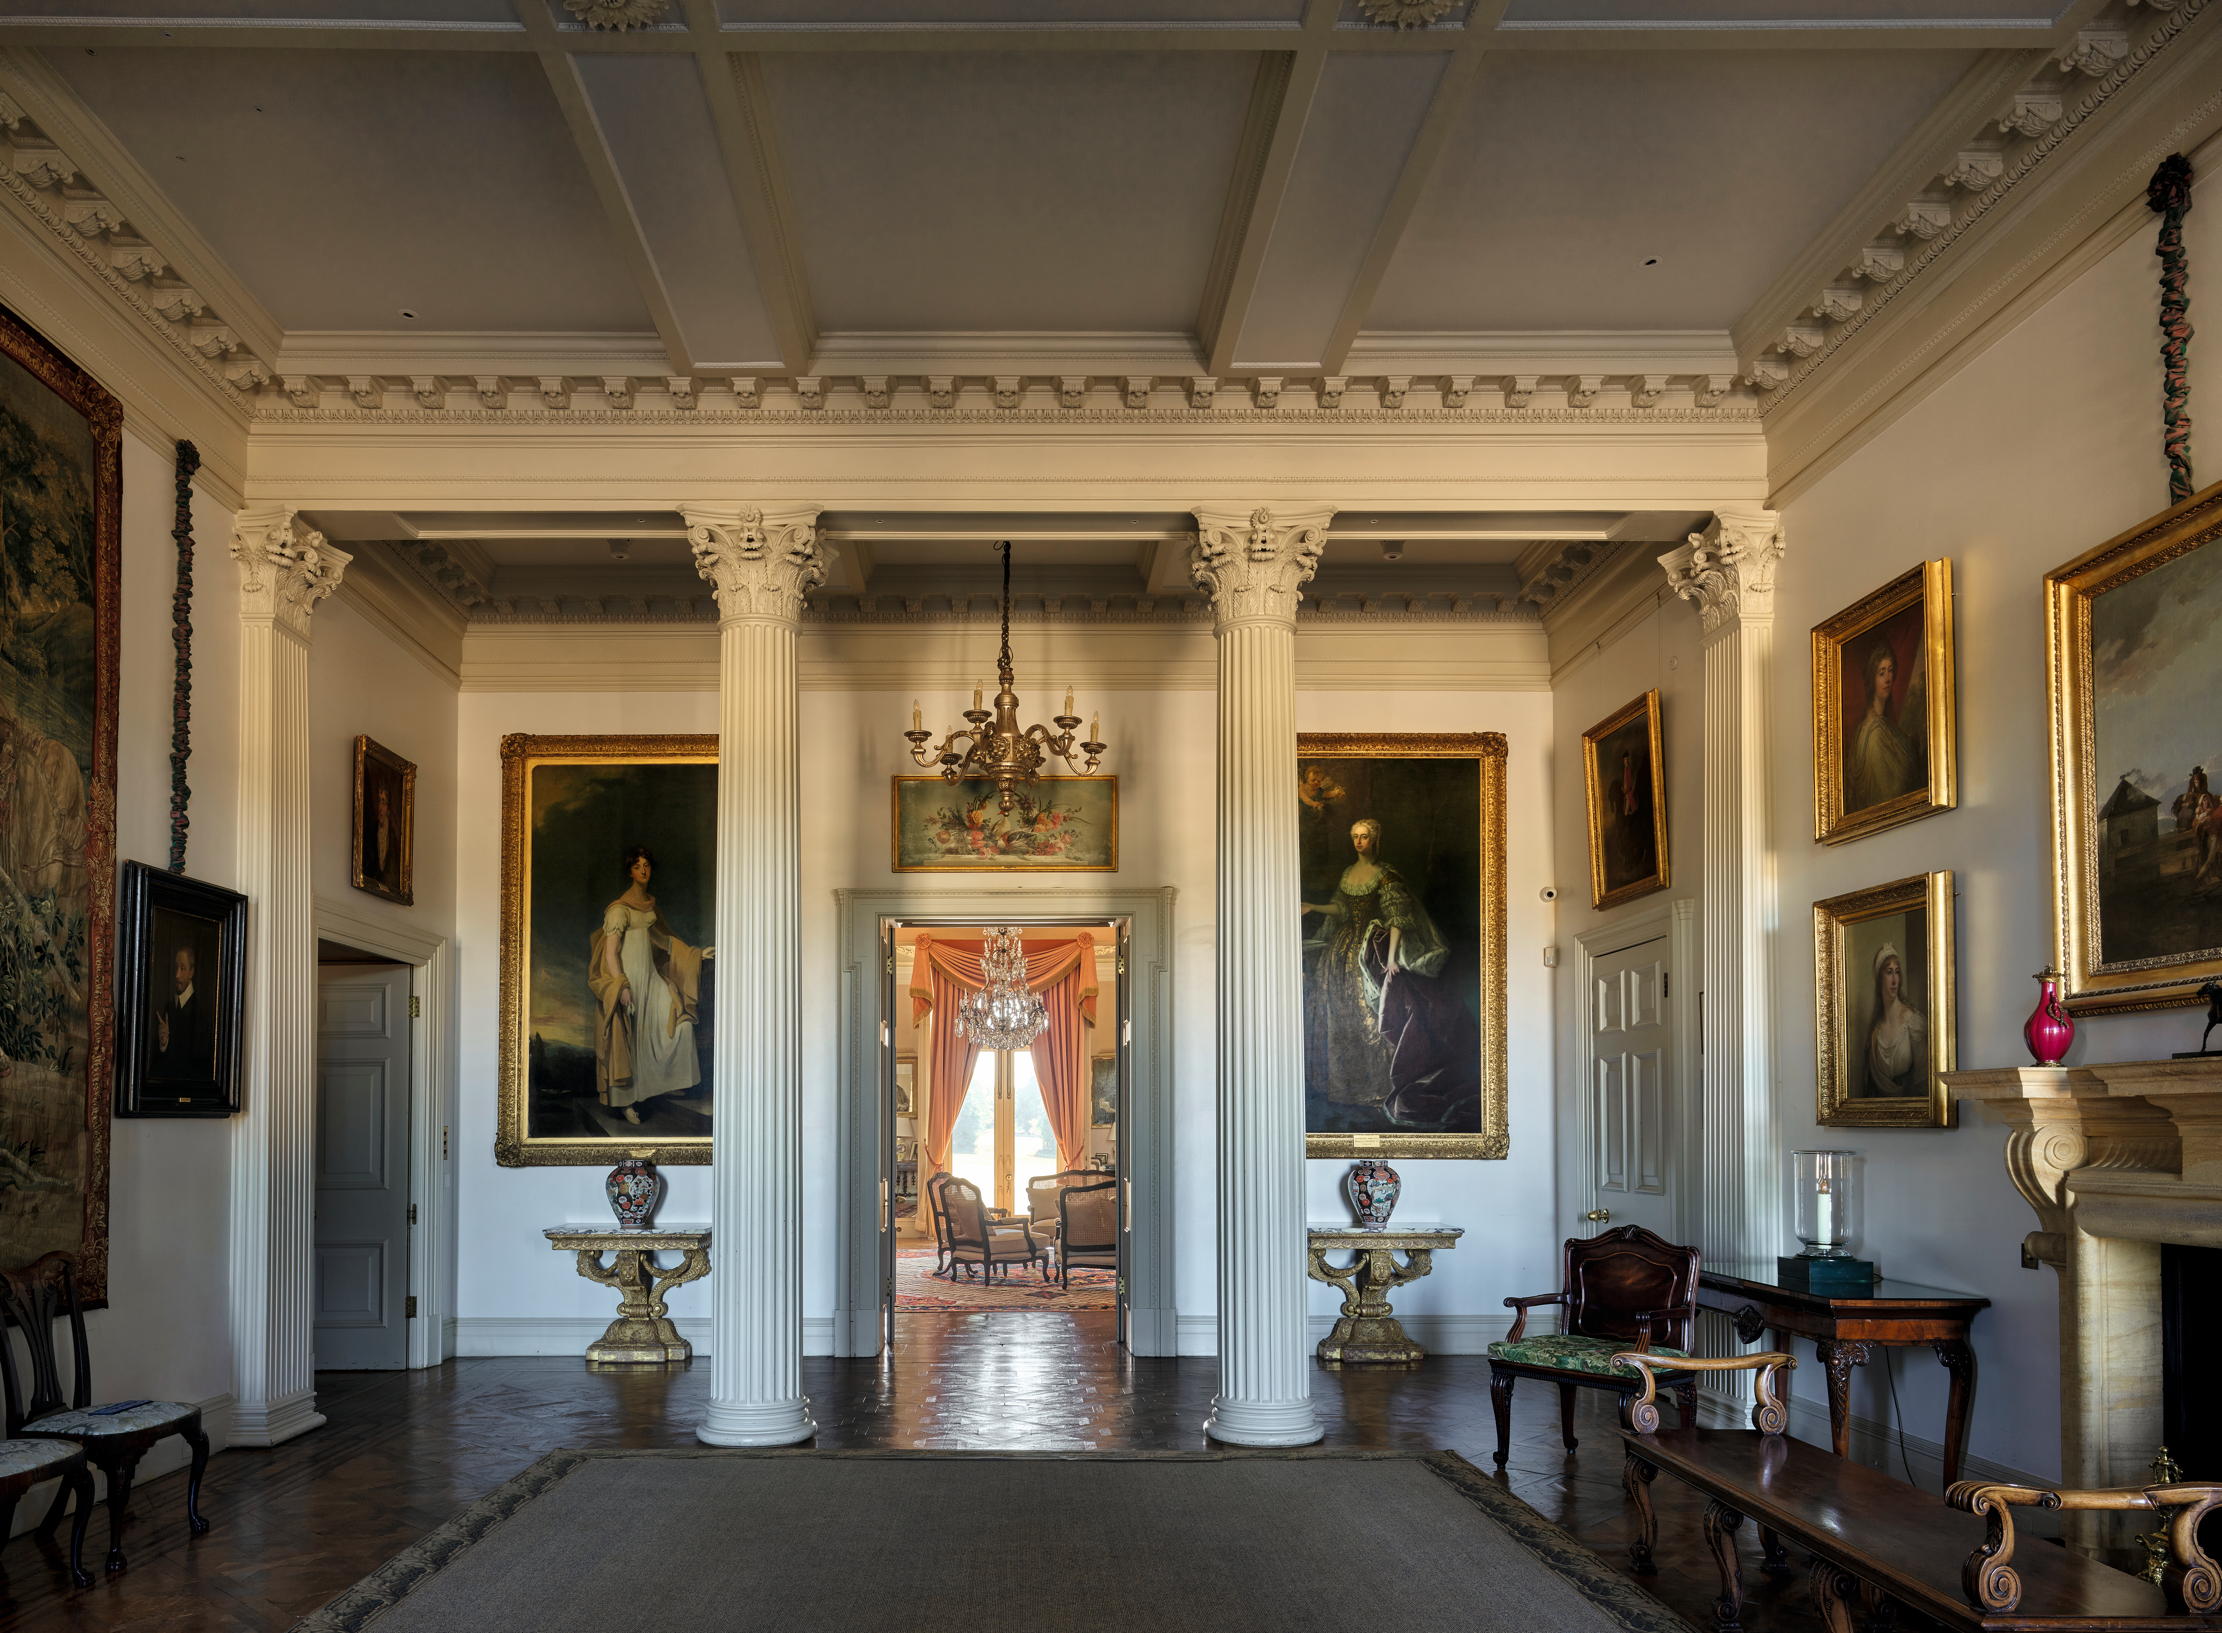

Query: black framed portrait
left=115, top=862, right=246, bottom=1118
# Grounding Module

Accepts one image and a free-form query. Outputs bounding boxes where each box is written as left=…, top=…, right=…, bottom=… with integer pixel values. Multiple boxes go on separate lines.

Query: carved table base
left=544, top=1226, right=712, bottom=1366
left=1304, top=1226, right=1465, bottom=1364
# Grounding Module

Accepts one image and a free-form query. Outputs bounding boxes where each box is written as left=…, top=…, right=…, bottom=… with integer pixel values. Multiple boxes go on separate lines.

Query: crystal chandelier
left=956, top=927, right=1048, bottom=1051
left=903, top=539, right=1105, bottom=813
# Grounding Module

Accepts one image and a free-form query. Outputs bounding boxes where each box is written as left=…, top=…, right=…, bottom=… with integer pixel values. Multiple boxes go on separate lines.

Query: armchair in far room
left=1057, top=1179, right=1117, bottom=1289
left=941, top=1177, right=1052, bottom=1282
left=1485, top=1224, right=1701, bottom=1469
left=1026, top=1169, right=1098, bottom=1262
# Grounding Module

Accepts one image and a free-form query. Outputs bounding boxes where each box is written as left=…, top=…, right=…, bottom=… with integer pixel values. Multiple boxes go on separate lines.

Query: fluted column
left=1191, top=505, right=1330, bottom=1447
left=229, top=508, right=349, bottom=1446
left=1660, top=510, right=1785, bottom=1268
left=685, top=504, right=829, bottom=1447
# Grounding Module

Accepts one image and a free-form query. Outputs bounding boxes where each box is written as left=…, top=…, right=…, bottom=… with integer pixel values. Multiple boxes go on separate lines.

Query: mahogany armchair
left=1486, top=1223, right=1702, bottom=1468
left=940, top=1178, right=1051, bottom=1282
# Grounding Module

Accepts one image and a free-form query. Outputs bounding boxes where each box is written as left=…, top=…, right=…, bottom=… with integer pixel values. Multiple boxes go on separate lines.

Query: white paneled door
left=314, top=964, right=413, bottom=1371
left=1585, top=936, right=1678, bottom=1242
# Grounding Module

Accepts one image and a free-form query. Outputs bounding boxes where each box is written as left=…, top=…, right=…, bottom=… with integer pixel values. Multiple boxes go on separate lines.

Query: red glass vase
left=2024, top=968, right=2075, bottom=1066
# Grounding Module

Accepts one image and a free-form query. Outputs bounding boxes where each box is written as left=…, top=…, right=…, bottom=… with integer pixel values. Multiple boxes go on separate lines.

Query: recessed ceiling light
left=1641, top=257, right=1661, bottom=268
left=398, top=309, right=418, bottom=320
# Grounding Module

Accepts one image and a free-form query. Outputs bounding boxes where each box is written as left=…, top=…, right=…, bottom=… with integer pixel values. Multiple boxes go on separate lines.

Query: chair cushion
left=0, top=1439, right=81, bottom=1480
left=1485, top=1336, right=1688, bottom=1377
left=25, top=1400, right=196, bottom=1437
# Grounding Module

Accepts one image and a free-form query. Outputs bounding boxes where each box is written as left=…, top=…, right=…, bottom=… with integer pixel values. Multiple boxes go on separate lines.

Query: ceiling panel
left=762, top=51, right=1258, bottom=332
left=1366, top=48, right=1977, bottom=332
left=44, top=47, right=650, bottom=332
left=1233, top=50, right=1449, bottom=367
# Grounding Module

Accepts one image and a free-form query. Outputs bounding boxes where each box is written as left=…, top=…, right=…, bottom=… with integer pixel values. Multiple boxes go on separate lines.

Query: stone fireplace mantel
left=1947, top=1056, right=2222, bottom=1557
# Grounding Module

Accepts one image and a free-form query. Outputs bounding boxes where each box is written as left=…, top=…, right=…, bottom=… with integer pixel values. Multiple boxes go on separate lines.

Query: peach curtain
left=1027, top=966, right=1092, bottom=1175
left=919, top=961, right=980, bottom=1198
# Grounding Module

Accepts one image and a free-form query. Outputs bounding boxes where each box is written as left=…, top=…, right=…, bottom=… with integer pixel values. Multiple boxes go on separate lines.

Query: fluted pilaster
left=229, top=507, right=348, bottom=1446
left=1660, top=509, right=1784, bottom=1268
left=1192, top=505, right=1328, bottom=1447
left=685, top=504, right=828, bottom=1447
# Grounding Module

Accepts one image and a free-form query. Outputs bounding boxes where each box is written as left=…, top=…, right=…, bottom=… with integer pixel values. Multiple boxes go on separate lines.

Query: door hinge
left=1662, top=972, right=1670, bottom=998
left=410, top=995, right=421, bottom=1019
left=1122, top=1018, right=1132, bottom=1045
left=405, top=1295, right=418, bottom=1319
left=408, top=1203, right=418, bottom=1225
left=441, top=1125, right=450, bottom=1160
left=879, top=1020, right=890, bottom=1047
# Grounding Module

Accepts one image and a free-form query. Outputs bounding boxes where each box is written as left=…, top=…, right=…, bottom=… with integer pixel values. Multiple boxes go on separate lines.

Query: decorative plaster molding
left=477, top=375, right=508, bottom=410
left=927, top=374, right=955, bottom=409
left=1503, top=374, right=1536, bottom=408
left=1122, top=375, right=1152, bottom=410
left=410, top=375, right=442, bottom=411
left=1377, top=374, right=1408, bottom=409
left=1566, top=374, right=1601, bottom=407
left=666, top=375, right=695, bottom=411
left=563, top=0, right=672, bottom=28
left=730, top=376, right=759, bottom=410
left=1442, top=374, right=1473, bottom=408
left=862, top=375, right=891, bottom=409
left=1659, top=509, right=1783, bottom=637
left=991, top=374, right=1021, bottom=410
left=230, top=508, right=350, bottom=639
left=1515, top=539, right=1621, bottom=611
left=538, top=375, right=571, bottom=411
left=1189, top=506, right=1331, bottom=628
left=1629, top=374, right=1665, bottom=408
left=602, top=375, right=634, bottom=411
left=1316, top=376, right=1347, bottom=408
left=794, top=375, right=824, bottom=410
left=1356, top=0, right=1457, bottom=26
left=1251, top=376, right=1281, bottom=410
left=1058, top=375, right=1088, bottom=410
left=1187, top=375, right=1217, bottom=411
left=683, top=505, right=832, bottom=625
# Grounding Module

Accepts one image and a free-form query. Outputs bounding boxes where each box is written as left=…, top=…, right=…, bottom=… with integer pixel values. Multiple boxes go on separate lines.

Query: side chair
left=1485, top=1223, right=1701, bottom=1469
left=0, top=1438, right=94, bottom=1589
left=940, top=1177, right=1050, bottom=1282
left=0, top=1253, right=211, bottom=1573
left=1056, top=1180, right=1117, bottom=1288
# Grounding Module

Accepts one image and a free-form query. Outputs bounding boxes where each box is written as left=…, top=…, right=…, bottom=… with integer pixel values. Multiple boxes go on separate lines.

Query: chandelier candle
left=904, top=540, right=1106, bottom=812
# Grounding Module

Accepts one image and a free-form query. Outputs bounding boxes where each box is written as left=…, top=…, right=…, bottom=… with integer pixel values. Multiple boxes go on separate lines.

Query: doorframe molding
left=1572, top=897, right=1701, bottom=1248
left=313, top=897, right=454, bottom=1371
left=833, top=885, right=1177, bottom=1358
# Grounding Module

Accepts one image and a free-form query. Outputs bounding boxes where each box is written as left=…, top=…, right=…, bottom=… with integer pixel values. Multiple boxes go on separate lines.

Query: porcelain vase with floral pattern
left=1347, top=1159, right=1402, bottom=1230
left=606, top=1155, right=661, bottom=1231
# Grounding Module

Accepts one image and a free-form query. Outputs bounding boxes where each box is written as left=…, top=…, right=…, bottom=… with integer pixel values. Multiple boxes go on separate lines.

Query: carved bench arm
left=1611, top=1351, right=1794, bottom=1436
left=1946, top=1480, right=2222, bottom=1615
left=1502, top=1292, right=1563, bottom=1343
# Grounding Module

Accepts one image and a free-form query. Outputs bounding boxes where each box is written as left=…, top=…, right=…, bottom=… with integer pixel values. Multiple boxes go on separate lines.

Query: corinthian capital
left=1189, top=506, right=1333, bottom=629
left=683, top=504, right=831, bottom=625
left=1659, top=508, right=1784, bottom=637
left=230, top=508, right=349, bottom=639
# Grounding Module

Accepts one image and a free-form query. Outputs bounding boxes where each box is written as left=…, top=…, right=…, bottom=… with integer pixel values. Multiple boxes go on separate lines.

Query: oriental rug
left=293, top=1449, right=1691, bottom=1633
left=895, top=1245, right=1116, bottom=1311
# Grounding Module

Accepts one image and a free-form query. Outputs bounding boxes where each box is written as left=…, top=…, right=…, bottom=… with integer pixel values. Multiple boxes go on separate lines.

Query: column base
left=697, top=1397, right=818, bottom=1447
left=1204, top=1394, right=1324, bottom=1447
left=229, top=1392, right=327, bottom=1448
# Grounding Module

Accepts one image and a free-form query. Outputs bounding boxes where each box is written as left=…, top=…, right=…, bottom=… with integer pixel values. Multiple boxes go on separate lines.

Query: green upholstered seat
left=1486, top=1335, right=1688, bottom=1377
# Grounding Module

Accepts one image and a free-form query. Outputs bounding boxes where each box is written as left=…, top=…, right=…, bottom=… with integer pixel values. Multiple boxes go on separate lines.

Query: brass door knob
left=1584, top=1208, right=1612, bottom=1222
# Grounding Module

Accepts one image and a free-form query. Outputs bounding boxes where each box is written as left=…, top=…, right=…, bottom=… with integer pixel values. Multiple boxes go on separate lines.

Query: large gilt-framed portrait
left=1297, top=734, right=1506, bottom=1159
left=1813, top=560, right=1957, bottom=845
left=1581, top=691, right=1669, bottom=910
left=0, top=301, right=119, bottom=1303
left=498, top=734, right=718, bottom=1166
left=2047, top=481, right=2222, bottom=1013
left=114, top=863, right=246, bottom=1119
left=1813, top=871, right=1956, bottom=1128
left=351, top=735, right=416, bottom=905
left=891, top=775, right=1116, bottom=871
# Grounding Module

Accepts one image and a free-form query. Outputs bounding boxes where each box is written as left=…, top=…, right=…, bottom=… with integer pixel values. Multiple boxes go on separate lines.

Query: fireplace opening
left=2161, top=1243, right=2222, bottom=1557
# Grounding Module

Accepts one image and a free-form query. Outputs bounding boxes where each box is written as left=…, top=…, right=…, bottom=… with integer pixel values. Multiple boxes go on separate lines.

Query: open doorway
left=889, top=921, right=1121, bottom=1324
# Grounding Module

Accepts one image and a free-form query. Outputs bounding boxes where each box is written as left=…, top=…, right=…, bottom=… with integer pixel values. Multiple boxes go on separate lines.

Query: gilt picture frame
left=0, top=300, right=120, bottom=1305
left=1580, top=691, right=1669, bottom=910
left=497, top=734, right=718, bottom=1167
left=1297, top=733, right=1507, bottom=1160
left=351, top=734, right=416, bottom=906
left=114, top=862, right=247, bottom=1119
left=1814, top=871, right=1956, bottom=1129
left=2046, top=480, right=2222, bottom=1013
left=1813, top=560, right=1957, bottom=845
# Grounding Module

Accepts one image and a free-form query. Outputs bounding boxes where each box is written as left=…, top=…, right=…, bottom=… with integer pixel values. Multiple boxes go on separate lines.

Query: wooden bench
left=1612, top=1352, right=2222, bottom=1633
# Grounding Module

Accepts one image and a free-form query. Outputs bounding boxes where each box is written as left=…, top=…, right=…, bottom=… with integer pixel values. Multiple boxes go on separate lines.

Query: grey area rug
left=294, top=1449, right=1691, bottom=1633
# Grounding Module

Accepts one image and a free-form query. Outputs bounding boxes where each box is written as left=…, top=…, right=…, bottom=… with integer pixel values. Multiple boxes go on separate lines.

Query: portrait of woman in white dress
left=1860, top=940, right=1927, bottom=1098
left=587, top=845, right=710, bottom=1125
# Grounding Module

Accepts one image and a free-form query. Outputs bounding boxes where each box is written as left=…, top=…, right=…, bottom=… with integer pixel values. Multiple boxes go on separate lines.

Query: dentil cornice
left=684, top=505, right=832, bottom=626
left=1658, top=509, right=1783, bottom=637
left=230, top=508, right=350, bottom=639
left=1189, top=507, right=1333, bottom=630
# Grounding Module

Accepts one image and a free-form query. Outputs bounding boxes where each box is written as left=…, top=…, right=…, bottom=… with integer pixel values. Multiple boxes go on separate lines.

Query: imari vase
left=1347, top=1159, right=1402, bottom=1230
left=606, top=1155, right=661, bottom=1231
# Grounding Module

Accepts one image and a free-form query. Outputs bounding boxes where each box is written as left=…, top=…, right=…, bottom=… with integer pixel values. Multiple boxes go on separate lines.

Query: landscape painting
left=2047, top=484, right=2222, bottom=1012
left=1296, top=734, right=1506, bottom=1159
left=0, top=304, right=119, bottom=1302
left=1812, top=560, right=1956, bottom=845
left=498, top=735, right=717, bottom=1165
left=892, top=776, right=1115, bottom=871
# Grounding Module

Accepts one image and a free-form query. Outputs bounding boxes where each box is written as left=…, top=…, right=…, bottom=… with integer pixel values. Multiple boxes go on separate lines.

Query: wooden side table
left=544, top=1224, right=711, bottom=1365
left=1696, top=1262, right=1989, bottom=1485
left=1305, top=1225, right=1464, bottom=1363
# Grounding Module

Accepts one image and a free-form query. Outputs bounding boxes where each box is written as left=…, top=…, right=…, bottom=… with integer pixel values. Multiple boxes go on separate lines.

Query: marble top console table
left=1305, top=1225, right=1464, bottom=1364
left=543, top=1224, right=711, bottom=1366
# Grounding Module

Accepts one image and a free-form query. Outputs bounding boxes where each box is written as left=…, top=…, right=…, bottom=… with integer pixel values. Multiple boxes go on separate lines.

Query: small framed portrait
left=114, top=862, right=247, bottom=1118
left=1581, top=691, right=1670, bottom=910
left=1812, top=560, right=1956, bottom=845
left=1814, top=871, right=1956, bottom=1128
left=1090, top=1054, right=1118, bottom=1127
left=894, top=1058, right=916, bottom=1118
left=352, top=735, right=417, bottom=905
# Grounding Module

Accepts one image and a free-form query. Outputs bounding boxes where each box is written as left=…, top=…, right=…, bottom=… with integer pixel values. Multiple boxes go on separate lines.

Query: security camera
left=1539, top=885, right=1559, bottom=903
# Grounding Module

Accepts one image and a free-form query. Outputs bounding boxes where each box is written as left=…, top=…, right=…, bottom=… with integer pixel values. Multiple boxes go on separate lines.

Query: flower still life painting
left=1813, top=871, right=1956, bottom=1129
left=1296, top=734, right=1506, bottom=1159
left=1812, top=560, right=1956, bottom=845
left=499, top=735, right=718, bottom=1166
left=891, top=776, right=1115, bottom=871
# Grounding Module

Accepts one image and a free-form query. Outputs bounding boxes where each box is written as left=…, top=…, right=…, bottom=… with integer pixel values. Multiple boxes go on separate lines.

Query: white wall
left=450, top=664, right=1560, bottom=1356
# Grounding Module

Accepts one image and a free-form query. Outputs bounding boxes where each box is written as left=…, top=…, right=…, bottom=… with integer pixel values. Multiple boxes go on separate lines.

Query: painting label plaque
left=1298, top=734, right=1506, bottom=1160
left=892, top=776, right=1115, bottom=872
left=499, top=735, right=717, bottom=1166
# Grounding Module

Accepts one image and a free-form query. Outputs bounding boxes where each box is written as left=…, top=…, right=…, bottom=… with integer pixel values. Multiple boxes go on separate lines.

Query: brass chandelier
left=955, top=926, right=1048, bottom=1051
left=903, top=539, right=1105, bottom=812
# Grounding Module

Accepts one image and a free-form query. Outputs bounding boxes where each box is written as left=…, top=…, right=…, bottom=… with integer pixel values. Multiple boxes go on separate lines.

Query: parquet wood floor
left=0, top=1313, right=1836, bottom=1632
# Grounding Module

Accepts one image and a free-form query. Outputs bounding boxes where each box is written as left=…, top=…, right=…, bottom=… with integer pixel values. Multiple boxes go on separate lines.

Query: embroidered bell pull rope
left=167, top=439, right=199, bottom=874
left=2146, top=153, right=2194, bottom=505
